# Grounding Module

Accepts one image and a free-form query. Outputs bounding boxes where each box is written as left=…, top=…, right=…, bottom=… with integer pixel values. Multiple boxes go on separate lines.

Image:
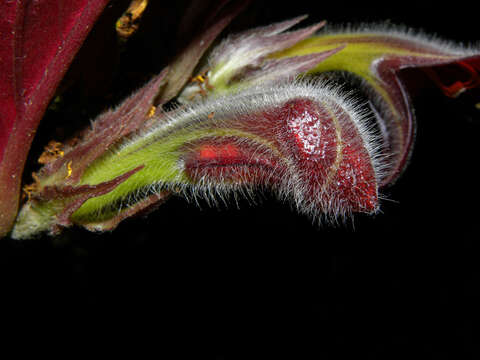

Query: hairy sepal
left=156, top=0, right=251, bottom=104
left=11, top=69, right=169, bottom=240
left=178, top=15, right=344, bottom=102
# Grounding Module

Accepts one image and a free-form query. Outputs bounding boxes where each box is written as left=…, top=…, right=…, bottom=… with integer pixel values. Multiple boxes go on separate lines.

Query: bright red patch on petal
left=185, top=138, right=279, bottom=184
left=198, top=143, right=241, bottom=161
left=198, top=145, right=217, bottom=159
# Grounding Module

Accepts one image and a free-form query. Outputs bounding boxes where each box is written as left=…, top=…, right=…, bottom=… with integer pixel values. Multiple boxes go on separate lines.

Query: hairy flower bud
left=12, top=81, right=382, bottom=239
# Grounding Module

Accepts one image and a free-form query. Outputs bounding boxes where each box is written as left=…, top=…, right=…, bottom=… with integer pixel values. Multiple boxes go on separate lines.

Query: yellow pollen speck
left=147, top=106, right=156, bottom=117
left=66, top=161, right=73, bottom=178
left=192, top=75, right=205, bottom=83
left=22, top=172, right=40, bottom=201
left=116, top=0, right=149, bottom=40
left=38, top=140, right=64, bottom=164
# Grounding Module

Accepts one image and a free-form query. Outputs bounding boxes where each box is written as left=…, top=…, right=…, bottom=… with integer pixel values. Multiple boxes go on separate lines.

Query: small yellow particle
left=193, top=75, right=205, bottom=83
left=189, top=70, right=214, bottom=99
left=22, top=183, right=37, bottom=201
left=475, top=103, right=480, bottom=110
left=116, top=0, right=149, bottom=40
left=22, top=173, right=40, bottom=201
left=147, top=106, right=156, bottom=118
left=66, top=161, right=73, bottom=178
left=38, top=140, right=64, bottom=164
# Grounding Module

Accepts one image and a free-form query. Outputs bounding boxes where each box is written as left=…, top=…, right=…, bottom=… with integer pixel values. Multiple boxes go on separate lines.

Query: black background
left=1, top=0, right=479, bottom=358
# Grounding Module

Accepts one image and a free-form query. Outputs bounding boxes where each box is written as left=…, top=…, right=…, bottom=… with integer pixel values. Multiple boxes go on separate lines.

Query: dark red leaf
left=0, top=0, right=109, bottom=237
